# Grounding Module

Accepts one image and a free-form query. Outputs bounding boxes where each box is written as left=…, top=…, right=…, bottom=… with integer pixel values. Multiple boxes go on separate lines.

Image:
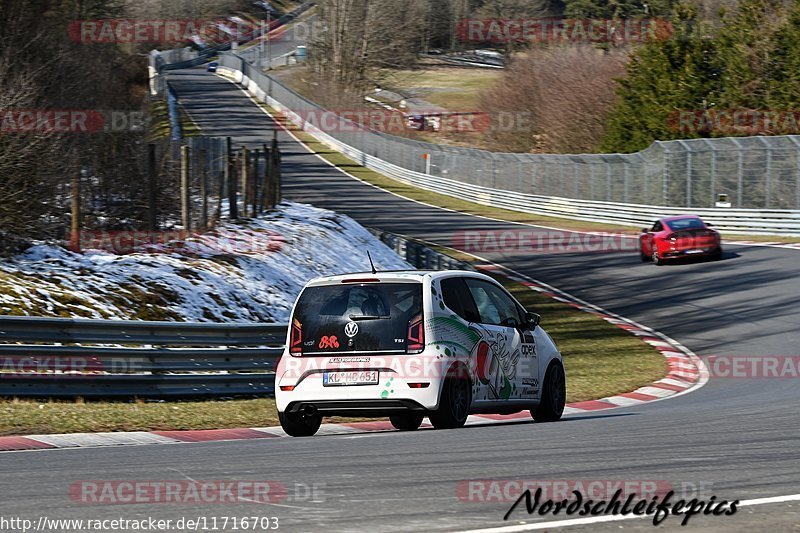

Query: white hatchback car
left=275, top=270, right=565, bottom=437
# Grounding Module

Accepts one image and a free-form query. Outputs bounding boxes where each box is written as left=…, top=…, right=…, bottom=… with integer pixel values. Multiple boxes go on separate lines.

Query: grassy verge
left=380, top=67, right=500, bottom=111
left=179, top=106, right=202, bottom=137
left=0, top=267, right=666, bottom=435
left=149, top=101, right=202, bottom=139
left=148, top=101, right=171, bottom=140
left=489, top=271, right=666, bottom=402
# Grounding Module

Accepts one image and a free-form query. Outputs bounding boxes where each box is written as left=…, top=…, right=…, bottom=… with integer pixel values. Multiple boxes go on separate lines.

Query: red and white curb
left=0, top=263, right=707, bottom=453
left=472, top=263, right=708, bottom=411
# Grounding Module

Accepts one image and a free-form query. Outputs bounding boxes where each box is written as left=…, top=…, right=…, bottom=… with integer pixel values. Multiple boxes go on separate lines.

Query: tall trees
left=309, top=0, right=429, bottom=95
left=601, top=0, right=800, bottom=152
left=480, top=46, right=628, bottom=153
left=601, top=4, right=718, bottom=152
left=0, top=0, right=147, bottom=249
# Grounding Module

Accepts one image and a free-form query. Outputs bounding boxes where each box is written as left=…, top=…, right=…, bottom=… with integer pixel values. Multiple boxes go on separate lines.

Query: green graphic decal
left=381, top=376, right=395, bottom=398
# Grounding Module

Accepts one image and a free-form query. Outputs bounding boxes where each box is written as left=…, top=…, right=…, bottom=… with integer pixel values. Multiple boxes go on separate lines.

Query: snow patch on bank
left=0, top=202, right=411, bottom=322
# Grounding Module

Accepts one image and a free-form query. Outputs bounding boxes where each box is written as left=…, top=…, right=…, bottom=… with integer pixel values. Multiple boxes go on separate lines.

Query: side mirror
left=641, top=228, right=649, bottom=233
left=525, top=312, right=541, bottom=329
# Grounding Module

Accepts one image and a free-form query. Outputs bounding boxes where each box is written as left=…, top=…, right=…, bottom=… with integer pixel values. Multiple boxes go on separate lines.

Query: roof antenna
left=367, top=251, right=377, bottom=274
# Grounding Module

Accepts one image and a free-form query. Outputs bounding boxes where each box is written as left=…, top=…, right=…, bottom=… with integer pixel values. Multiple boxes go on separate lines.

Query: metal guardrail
left=214, top=61, right=800, bottom=236
left=0, top=318, right=286, bottom=398
left=369, top=229, right=473, bottom=271
left=0, top=232, right=467, bottom=399
left=419, top=53, right=505, bottom=69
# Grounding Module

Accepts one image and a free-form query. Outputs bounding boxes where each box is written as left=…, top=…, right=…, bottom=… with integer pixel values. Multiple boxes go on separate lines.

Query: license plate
left=323, top=370, right=379, bottom=387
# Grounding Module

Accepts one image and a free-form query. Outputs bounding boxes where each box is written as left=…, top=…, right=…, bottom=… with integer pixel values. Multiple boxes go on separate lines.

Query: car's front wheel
left=429, top=366, right=472, bottom=430
left=279, top=411, right=322, bottom=437
left=390, top=413, right=424, bottom=431
left=532, top=361, right=566, bottom=422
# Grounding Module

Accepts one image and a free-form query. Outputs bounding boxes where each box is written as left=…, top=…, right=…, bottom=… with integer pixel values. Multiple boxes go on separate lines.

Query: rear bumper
left=661, top=246, right=719, bottom=259
left=275, top=353, right=447, bottom=412
left=285, top=399, right=426, bottom=417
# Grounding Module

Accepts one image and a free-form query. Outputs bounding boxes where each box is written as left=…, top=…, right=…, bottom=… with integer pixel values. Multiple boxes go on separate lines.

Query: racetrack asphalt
left=0, top=66, right=797, bottom=533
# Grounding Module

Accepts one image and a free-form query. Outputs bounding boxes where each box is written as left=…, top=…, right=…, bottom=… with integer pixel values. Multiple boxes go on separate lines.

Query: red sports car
left=639, top=216, right=723, bottom=265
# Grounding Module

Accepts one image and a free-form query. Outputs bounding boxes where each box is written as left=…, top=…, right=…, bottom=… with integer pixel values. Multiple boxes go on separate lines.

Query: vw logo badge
left=344, top=322, right=359, bottom=338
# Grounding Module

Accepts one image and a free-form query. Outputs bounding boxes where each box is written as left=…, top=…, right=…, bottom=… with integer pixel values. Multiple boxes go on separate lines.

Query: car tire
left=279, top=411, right=322, bottom=437
left=652, top=249, right=663, bottom=266
left=532, top=361, right=566, bottom=422
left=711, top=247, right=723, bottom=261
left=390, top=413, right=424, bottom=431
left=429, top=366, right=472, bottom=430
left=640, top=251, right=651, bottom=262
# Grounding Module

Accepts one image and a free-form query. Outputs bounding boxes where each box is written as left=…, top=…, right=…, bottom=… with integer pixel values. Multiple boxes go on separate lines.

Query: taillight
left=290, top=319, right=302, bottom=355
left=280, top=385, right=295, bottom=392
left=407, top=315, right=424, bottom=354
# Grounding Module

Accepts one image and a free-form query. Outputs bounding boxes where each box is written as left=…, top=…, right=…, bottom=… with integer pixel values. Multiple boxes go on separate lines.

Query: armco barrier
left=0, top=317, right=286, bottom=398
left=215, top=60, right=800, bottom=236
left=0, top=232, right=466, bottom=399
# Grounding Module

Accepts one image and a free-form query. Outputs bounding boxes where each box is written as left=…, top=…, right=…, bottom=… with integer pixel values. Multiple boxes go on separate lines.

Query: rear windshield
left=293, top=282, right=423, bottom=355
left=667, top=218, right=706, bottom=231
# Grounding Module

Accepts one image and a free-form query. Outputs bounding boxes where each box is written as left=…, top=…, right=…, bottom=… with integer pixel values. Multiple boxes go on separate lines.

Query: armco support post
left=252, top=149, right=261, bottom=216
left=226, top=137, right=238, bottom=220
left=199, top=148, right=208, bottom=229
left=70, top=170, right=82, bottom=253
left=147, top=143, right=158, bottom=231
left=271, top=135, right=281, bottom=207
left=241, top=147, right=250, bottom=218
left=261, top=144, right=273, bottom=211
left=181, top=145, right=191, bottom=230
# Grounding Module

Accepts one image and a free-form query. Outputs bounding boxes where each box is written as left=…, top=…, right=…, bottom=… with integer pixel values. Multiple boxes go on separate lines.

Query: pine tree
left=601, top=4, right=719, bottom=152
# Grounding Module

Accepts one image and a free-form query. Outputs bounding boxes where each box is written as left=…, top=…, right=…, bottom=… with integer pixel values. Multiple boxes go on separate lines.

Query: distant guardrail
left=419, top=53, right=505, bottom=69
left=0, top=232, right=469, bottom=399
left=149, top=2, right=315, bottom=94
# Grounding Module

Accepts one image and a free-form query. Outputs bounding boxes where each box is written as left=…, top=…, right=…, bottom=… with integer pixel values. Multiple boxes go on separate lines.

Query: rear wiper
left=348, top=314, right=391, bottom=321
